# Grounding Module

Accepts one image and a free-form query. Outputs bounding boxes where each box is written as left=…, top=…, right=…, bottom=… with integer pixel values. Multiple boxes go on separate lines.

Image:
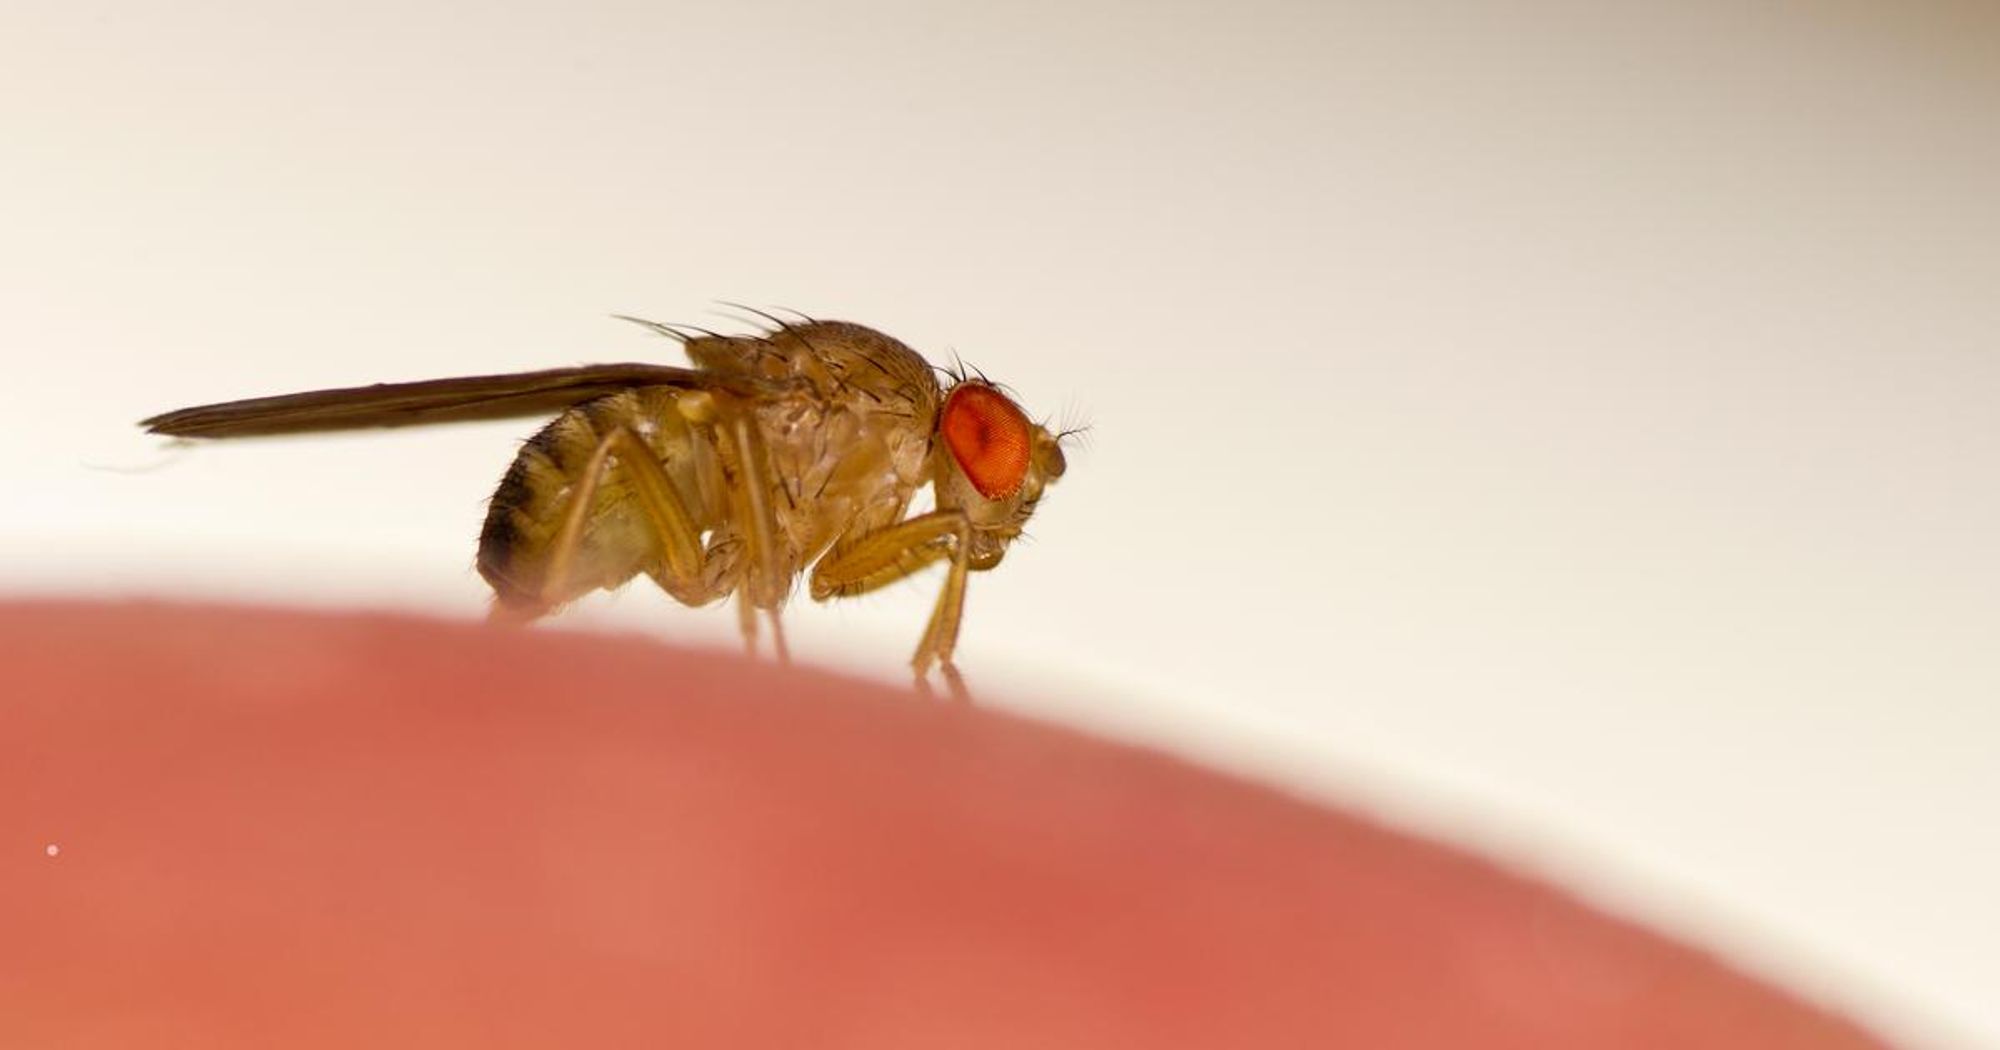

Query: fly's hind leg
left=533, top=423, right=721, bottom=617
left=810, top=510, right=973, bottom=700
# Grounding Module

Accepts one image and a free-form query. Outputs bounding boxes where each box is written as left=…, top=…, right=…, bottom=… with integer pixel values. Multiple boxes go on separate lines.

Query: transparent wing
left=141, top=364, right=751, bottom=437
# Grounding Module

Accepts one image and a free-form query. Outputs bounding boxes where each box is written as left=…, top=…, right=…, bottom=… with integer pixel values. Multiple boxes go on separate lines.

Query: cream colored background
left=4, top=0, right=1996, bottom=1044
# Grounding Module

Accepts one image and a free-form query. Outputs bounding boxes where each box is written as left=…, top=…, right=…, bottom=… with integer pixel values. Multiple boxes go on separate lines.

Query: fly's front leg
left=810, top=510, right=973, bottom=697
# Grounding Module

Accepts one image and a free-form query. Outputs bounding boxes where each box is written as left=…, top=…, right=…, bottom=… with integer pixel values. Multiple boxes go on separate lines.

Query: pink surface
left=0, top=602, right=1882, bottom=1047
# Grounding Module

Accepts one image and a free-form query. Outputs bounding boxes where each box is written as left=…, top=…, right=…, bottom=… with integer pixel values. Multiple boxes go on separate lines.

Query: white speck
left=44, top=844, right=59, bottom=857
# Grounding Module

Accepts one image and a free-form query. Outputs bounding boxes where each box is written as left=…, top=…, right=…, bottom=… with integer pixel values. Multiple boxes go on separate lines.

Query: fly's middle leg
left=711, top=401, right=792, bottom=664
left=728, top=590, right=792, bottom=664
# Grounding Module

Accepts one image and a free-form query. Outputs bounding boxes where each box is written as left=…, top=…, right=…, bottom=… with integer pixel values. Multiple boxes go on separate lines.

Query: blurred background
left=3, top=0, right=1994, bottom=1044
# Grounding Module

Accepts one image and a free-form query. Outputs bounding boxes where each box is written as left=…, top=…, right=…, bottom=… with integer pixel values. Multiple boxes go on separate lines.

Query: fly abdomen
left=477, top=389, right=715, bottom=618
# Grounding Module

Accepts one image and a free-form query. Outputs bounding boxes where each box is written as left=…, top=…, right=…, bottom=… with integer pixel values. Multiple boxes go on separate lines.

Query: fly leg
left=768, top=607, right=792, bottom=664
left=533, top=424, right=716, bottom=614
left=732, top=587, right=792, bottom=663
left=736, top=589, right=760, bottom=657
left=810, top=510, right=973, bottom=699
left=707, top=400, right=792, bottom=664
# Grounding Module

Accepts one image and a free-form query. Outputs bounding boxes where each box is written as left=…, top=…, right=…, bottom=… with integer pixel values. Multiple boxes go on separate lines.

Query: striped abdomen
left=476, top=388, right=727, bottom=616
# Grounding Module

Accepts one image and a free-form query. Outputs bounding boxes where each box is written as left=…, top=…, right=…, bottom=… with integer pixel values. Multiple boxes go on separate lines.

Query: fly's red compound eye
left=941, top=384, right=1032, bottom=500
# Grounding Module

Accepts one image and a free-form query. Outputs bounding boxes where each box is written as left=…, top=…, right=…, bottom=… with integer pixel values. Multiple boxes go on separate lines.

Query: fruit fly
left=141, top=313, right=1070, bottom=698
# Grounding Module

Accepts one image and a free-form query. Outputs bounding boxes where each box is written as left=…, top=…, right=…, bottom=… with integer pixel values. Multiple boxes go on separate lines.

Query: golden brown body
left=143, top=316, right=1068, bottom=696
